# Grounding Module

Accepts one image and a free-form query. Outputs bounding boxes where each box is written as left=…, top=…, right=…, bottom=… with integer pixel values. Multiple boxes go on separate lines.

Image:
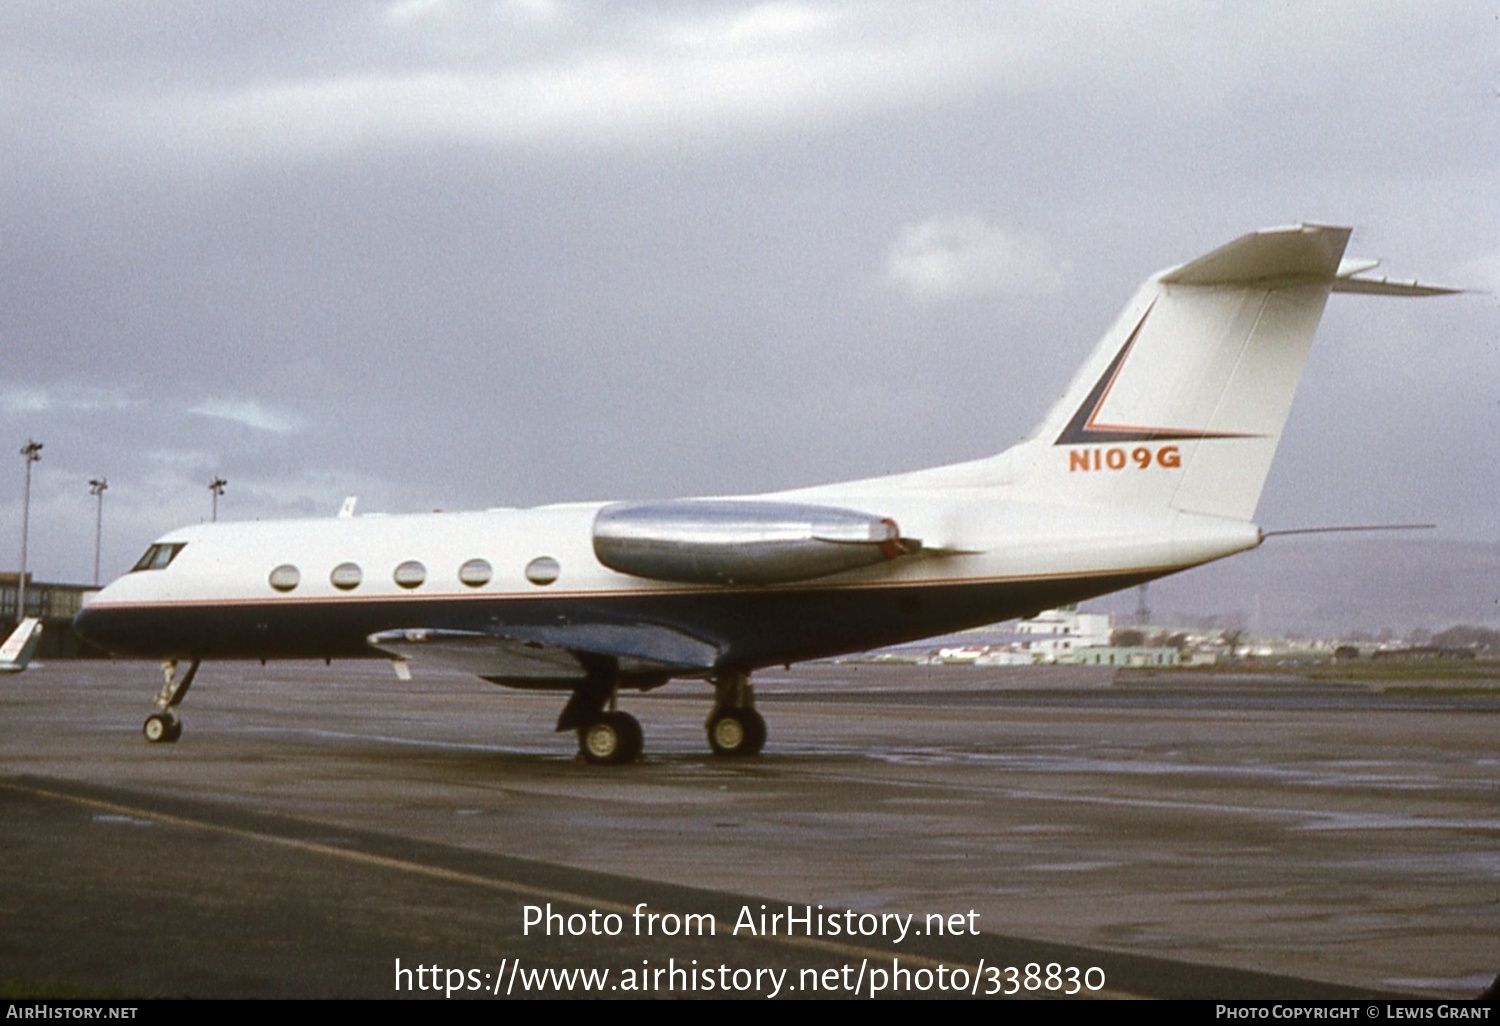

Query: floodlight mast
left=89, top=477, right=108, bottom=586
left=17, top=440, right=42, bottom=625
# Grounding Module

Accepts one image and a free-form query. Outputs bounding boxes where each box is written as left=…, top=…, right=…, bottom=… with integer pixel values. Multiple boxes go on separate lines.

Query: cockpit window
left=131, top=543, right=186, bottom=572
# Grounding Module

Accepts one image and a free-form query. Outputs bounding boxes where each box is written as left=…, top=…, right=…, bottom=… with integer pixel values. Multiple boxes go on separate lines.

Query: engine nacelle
left=592, top=500, right=916, bottom=586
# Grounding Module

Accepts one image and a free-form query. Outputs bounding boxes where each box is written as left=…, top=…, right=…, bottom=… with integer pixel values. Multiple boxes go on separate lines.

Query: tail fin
left=0, top=618, right=44, bottom=673
left=1008, top=224, right=1454, bottom=521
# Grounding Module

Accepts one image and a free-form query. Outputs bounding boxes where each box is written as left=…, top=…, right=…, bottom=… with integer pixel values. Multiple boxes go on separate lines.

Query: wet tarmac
left=2, top=659, right=1496, bottom=999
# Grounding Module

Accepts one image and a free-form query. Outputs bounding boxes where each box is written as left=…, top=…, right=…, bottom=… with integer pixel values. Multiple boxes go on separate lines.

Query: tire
left=707, top=708, right=766, bottom=756
left=143, top=712, right=180, bottom=744
left=579, top=712, right=643, bottom=765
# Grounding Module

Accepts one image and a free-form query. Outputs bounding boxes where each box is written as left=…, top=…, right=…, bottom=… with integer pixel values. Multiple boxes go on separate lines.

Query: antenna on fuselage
left=338, top=495, right=358, bottom=519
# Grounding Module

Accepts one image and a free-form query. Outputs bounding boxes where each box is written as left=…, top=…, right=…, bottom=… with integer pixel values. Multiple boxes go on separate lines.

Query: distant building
left=849, top=604, right=1196, bottom=667
left=1008, top=606, right=1180, bottom=665
left=1012, top=605, right=1112, bottom=662
left=1371, top=645, right=1476, bottom=661
left=915, top=606, right=1122, bottom=665
left=1063, top=646, right=1180, bottom=667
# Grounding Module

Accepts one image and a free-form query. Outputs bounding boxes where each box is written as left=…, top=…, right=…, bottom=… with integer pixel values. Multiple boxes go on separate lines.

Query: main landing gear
left=557, top=670, right=643, bottom=766
left=143, top=658, right=199, bottom=744
left=705, top=671, right=766, bottom=757
left=579, top=711, right=644, bottom=765
left=556, top=668, right=768, bottom=764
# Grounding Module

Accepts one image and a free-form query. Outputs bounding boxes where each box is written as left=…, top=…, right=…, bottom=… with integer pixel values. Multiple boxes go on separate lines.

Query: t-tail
left=995, top=223, right=1456, bottom=521
left=0, top=618, right=44, bottom=674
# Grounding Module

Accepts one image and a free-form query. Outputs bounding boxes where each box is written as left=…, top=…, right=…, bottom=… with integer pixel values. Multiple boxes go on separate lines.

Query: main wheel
left=707, top=708, right=766, bottom=756
left=578, top=711, right=643, bottom=765
left=143, top=712, right=182, bottom=744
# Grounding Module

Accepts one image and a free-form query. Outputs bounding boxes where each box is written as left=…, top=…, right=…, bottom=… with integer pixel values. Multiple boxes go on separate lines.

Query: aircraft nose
left=72, top=604, right=114, bottom=650
left=73, top=602, right=138, bottom=656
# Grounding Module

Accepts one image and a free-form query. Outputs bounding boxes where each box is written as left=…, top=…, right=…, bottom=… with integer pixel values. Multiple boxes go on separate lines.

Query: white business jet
left=73, top=224, right=1455, bottom=762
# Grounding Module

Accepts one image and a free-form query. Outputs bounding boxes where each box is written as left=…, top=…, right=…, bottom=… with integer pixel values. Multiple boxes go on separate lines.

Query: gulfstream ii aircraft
left=73, top=224, right=1454, bottom=763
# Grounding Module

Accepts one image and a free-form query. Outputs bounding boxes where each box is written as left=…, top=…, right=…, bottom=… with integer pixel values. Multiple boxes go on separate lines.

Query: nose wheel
left=143, top=710, right=182, bottom=744
left=143, top=658, right=198, bottom=744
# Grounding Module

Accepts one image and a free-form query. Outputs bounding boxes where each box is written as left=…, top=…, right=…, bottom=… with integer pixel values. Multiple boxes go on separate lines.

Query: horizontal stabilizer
left=1159, top=225, right=1459, bottom=294
left=1330, top=275, right=1460, bottom=297
left=1333, top=254, right=1460, bottom=296
left=1160, top=224, right=1351, bottom=286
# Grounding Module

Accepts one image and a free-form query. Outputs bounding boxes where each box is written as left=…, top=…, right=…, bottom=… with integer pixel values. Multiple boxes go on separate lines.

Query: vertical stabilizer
left=1008, top=224, right=1354, bottom=521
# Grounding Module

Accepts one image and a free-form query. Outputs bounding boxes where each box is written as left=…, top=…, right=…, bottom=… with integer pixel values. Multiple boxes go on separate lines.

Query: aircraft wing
left=367, top=621, right=721, bottom=684
left=370, top=497, right=920, bottom=685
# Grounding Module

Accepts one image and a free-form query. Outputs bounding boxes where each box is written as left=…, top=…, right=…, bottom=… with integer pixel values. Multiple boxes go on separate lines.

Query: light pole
left=89, top=477, right=108, bottom=586
left=17, top=439, right=42, bottom=625
left=209, top=477, right=226, bottom=522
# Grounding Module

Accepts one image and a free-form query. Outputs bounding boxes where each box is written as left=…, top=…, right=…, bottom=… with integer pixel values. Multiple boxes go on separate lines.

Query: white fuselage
left=76, top=474, right=1259, bottom=677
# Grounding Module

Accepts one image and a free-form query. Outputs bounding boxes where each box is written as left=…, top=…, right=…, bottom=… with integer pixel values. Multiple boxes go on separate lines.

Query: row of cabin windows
left=267, top=555, right=561, bottom=593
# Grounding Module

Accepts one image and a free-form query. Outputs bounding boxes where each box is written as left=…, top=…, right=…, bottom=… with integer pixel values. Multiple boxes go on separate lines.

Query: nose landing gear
left=143, top=658, right=198, bottom=744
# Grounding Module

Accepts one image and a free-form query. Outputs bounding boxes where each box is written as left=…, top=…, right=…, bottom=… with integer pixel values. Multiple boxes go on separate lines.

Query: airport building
left=895, top=606, right=1185, bottom=666
left=1010, top=606, right=1112, bottom=660
left=0, top=573, right=100, bottom=658
left=1063, top=645, right=1180, bottom=667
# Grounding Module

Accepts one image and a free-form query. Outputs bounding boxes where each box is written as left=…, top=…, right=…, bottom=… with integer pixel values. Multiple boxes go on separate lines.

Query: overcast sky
left=2, top=2, right=1495, bottom=615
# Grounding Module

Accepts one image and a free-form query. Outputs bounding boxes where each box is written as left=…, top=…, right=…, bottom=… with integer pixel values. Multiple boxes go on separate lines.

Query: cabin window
left=393, top=560, right=427, bottom=589
left=330, top=562, right=362, bottom=591
left=131, top=543, right=186, bottom=572
left=458, top=559, right=492, bottom=587
left=525, top=556, right=560, bottom=586
left=268, top=564, right=301, bottom=592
